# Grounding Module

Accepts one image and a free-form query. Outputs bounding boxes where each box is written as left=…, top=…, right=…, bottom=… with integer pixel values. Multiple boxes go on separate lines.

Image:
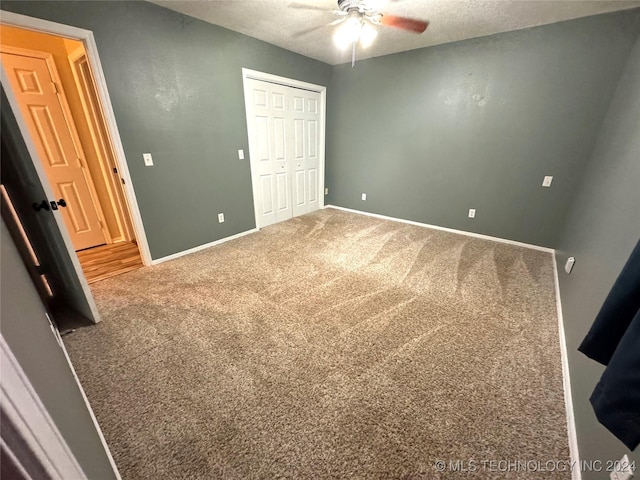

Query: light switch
left=238, top=149, right=244, bottom=160
left=468, top=209, right=476, bottom=218
left=565, top=257, right=575, bottom=274
left=143, top=153, right=153, bottom=166
left=542, top=176, right=553, bottom=187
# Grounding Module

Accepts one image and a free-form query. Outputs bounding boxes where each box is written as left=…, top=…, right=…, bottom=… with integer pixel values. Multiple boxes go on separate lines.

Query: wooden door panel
left=58, top=181, right=92, bottom=233
left=1, top=51, right=105, bottom=251
left=29, top=105, right=70, bottom=167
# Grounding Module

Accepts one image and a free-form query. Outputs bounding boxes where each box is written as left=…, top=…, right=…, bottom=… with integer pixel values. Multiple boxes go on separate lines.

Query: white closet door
left=291, top=89, right=321, bottom=217
left=245, top=77, right=322, bottom=228
left=245, top=79, right=292, bottom=227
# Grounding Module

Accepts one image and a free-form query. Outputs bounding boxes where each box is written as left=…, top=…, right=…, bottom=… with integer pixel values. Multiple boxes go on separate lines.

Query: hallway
left=77, top=242, right=143, bottom=284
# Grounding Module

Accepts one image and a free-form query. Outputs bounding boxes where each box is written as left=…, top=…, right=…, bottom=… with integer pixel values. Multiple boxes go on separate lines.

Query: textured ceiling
left=149, top=0, right=640, bottom=65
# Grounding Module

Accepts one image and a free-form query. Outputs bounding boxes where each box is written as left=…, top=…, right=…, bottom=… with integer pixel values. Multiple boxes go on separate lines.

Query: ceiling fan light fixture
left=333, top=14, right=378, bottom=50
left=333, top=15, right=364, bottom=50
left=359, top=23, right=377, bottom=48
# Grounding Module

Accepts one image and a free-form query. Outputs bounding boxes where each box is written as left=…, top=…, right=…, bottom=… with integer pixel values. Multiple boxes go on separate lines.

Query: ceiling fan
left=291, top=0, right=429, bottom=66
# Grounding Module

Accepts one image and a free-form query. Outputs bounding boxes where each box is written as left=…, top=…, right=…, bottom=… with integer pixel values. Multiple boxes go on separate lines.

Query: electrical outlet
left=610, top=455, right=634, bottom=480
left=325, top=188, right=329, bottom=195
left=218, top=213, right=224, bottom=223
left=238, top=149, right=244, bottom=160
left=468, top=209, right=476, bottom=218
left=143, top=153, right=153, bottom=166
left=361, top=193, right=367, bottom=201
left=542, top=175, right=553, bottom=187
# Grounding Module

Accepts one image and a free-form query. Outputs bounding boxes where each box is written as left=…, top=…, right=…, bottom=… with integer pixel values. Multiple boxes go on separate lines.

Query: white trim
left=326, top=205, right=555, bottom=253
left=0, top=334, right=88, bottom=480
left=242, top=68, right=326, bottom=93
left=241, top=68, right=327, bottom=229
left=0, top=10, right=152, bottom=267
left=552, top=254, right=581, bottom=480
left=151, top=228, right=258, bottom=265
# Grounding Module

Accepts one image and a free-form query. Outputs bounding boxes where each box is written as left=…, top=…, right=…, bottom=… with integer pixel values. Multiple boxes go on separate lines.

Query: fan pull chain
left=351, top=40, right=356, bottom=67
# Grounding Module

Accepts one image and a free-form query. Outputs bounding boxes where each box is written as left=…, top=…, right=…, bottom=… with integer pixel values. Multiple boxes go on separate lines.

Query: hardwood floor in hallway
left=77, top=241, right=143, bottom=284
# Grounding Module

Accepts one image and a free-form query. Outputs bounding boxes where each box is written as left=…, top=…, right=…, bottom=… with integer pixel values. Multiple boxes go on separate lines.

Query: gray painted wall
left=2, top=1, right=640, bottom=474
left=326, top=10, right=640, bottom=248
left=1, top=0, right=332, bottom=259
left=0, top=219, right=117, bottom=479
left=555, top=34, right=640, bottom=478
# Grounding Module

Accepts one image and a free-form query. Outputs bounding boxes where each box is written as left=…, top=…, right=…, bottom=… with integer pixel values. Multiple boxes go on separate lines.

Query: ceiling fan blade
left=380, top=14, right=428, bottom=33
left=288, top=2, right=329, bottom=11
left=292, top=24, right=327, bottom=38
left=293, top=16, right=347, bottom=38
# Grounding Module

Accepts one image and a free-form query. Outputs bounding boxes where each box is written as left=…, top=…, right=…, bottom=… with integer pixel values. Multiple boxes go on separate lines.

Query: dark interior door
left=1, top=86, right=98, bottom=324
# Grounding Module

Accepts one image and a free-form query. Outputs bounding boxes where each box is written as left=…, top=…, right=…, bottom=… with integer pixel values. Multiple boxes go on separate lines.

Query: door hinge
left=113, top=167, right=118, bottom=174
left=121, top=178, right=126, bottom=185
left=98, top=220, right=104, bottom=229
left=51, top=82, right=59, bottom=94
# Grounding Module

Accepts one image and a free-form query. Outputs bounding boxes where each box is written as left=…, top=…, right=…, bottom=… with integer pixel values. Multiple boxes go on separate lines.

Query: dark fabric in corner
left=579, top=239, right=640, bottom=450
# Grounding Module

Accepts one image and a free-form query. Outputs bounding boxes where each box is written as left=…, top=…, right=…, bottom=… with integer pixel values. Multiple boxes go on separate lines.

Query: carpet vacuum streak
left=64, top=208, right=570, bottom=479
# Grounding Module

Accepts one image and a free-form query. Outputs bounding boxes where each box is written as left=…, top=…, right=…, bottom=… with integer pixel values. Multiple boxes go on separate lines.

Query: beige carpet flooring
left=64, top=208, right=570, bottom=479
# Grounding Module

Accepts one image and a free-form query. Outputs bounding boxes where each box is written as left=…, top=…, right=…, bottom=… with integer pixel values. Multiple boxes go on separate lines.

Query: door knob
left=50, top=199, right=67, bottom=210
left=33, top=199, right=67, bottom=212
left=33, top=200, right=50, bottom=212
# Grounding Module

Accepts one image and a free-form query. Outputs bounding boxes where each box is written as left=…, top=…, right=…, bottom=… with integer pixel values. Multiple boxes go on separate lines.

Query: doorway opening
left=1, top=24, right=143, bottom=284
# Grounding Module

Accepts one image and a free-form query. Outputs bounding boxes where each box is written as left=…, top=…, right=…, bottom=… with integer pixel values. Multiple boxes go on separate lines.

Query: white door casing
left=0, top=10, right=152, bottom=267
left=242, top=69, right=326, bottom=229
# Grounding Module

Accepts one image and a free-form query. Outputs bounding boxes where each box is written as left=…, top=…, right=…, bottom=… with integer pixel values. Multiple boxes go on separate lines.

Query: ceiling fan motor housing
left=337, top=0, right=368, bottom=13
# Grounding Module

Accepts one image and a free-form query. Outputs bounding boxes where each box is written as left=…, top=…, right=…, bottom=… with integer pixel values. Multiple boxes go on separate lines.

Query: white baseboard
left=552, top=254, right=581, bottom=480
left=325, top=205, right=554, bottom=253
left=151, top=228, right=258, bottom=265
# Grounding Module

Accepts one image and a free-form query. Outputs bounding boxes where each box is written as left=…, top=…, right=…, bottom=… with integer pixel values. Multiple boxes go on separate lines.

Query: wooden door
left=1, top=50, right=106, bottom=251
